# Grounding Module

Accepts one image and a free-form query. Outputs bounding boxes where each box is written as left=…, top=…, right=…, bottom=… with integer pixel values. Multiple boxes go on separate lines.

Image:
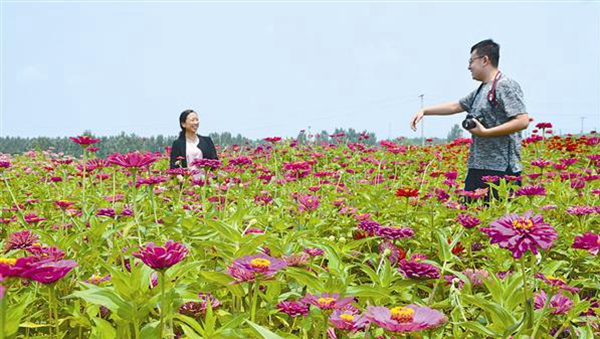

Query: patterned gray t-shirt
left=459, top=75, right=527, bottom=172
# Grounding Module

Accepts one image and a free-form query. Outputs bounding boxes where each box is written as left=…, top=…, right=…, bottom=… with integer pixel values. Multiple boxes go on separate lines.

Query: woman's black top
left=169, top=134, right=218, bottom=169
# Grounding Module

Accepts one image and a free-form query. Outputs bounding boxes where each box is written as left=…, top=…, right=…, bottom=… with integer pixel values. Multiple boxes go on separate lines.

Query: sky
left=1, top=0, right=599, bottom=141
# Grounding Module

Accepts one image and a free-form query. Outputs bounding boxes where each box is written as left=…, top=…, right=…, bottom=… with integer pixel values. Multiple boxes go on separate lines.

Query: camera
left=462, top=114, right=487, bottom=130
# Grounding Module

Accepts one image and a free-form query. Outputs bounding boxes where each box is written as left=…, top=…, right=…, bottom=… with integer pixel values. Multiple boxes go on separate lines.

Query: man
left=410, top=39, right=529, bottom=198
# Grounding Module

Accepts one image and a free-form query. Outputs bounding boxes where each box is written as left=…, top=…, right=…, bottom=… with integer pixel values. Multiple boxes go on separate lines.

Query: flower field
left=0, top=128, right=599, bottom=339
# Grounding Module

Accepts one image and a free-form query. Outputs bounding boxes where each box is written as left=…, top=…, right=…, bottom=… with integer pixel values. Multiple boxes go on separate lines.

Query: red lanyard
left=487, top=71, right=502, bottom=107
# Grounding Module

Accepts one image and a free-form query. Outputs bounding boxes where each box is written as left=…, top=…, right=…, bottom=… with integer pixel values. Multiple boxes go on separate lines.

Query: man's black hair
left=471, top=39, right=500, bottom=68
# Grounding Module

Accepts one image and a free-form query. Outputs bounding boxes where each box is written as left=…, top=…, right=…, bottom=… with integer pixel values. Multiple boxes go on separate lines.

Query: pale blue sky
left=2, top=1, right=599, bottom=140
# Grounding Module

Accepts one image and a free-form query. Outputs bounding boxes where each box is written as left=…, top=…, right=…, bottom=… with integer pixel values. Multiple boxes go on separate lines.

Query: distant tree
left=447, top=123, right=463, bottom=141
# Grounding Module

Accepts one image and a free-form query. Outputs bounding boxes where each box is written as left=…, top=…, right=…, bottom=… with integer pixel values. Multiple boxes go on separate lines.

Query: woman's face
left=182, top=112, right=199, bottom=134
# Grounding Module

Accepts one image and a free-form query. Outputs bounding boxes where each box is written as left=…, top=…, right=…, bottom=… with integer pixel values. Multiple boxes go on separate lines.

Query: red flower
left=395, top=188, right=419, bottom=198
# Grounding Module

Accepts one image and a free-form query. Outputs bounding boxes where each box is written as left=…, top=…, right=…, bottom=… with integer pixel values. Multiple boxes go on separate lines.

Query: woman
left=169, top=109, right=218, bottom=171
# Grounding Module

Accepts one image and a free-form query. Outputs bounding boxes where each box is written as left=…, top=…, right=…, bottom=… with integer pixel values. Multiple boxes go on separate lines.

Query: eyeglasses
left=468, top=56, right=486, bottom=65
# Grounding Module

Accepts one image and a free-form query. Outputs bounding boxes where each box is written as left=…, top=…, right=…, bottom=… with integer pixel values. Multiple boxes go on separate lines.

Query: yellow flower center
left=390, top=307, right=415, bottom=323
left=511, top=217, right=533, bottom=230
left=318, top=297, right=335, bottom=307
left=0, top=258, right=16, bottom=266
left=546, top=275, right=565, bottom=284
left=250, top=258, right=271, bottom=271
left=90, top=274, right=102, bottom=283
left=340, top=313, right=354, bottom=322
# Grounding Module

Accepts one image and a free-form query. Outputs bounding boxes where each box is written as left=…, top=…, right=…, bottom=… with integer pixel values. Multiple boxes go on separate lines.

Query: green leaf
left=91, top=318, right=117, bottom=339
left=284, top=267, right=324, bottom=292
left=204, top=219, right=242, bottom=242
left=180, top=324, right=204, bottom=339
left=245, top=320, right=288, bottom=339
left=4, top=296, right=31, bottom=336
left=199, top=271, right=245, bottom=298
left=140, top=321, right=160, bottom=339
left=72, top=284, right=134, bottom=321
left=458, top=321, right=502, bottom=337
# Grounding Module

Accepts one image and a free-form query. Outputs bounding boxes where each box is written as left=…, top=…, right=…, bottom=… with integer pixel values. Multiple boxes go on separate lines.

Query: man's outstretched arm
left=410, top=101, right=464, bottom=131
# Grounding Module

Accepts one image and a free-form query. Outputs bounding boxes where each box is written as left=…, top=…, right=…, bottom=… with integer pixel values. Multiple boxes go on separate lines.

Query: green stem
left=250, top=281, right=260, bottom=323
left=159, top=271, right=166, bottom=339
left=50, top=285, right=60, bottom=339
left=520, top=256, right=533, bottom=334
left=1, top=287, right=7, bottom=339
left=531, top=289, right=551, bottom=339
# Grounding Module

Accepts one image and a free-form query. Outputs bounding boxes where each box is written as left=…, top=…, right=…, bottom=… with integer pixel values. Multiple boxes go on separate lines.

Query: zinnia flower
left=22, top=259, right=78, bottom=284
left=277, top=300, right=309, bottom=317
left=179, top=293, right=221, bottom=317
left=395, top=188, right=419, bottom=198
left=226, top=254, right=287, bottom=283
left=479, top=211, right=558, bottom=259
left=534, top=273, right=580, bottom=293
left=70, top=135, right=100, bottom=148
left=398, top=254, right=440, bottom=279
left=132, top=240, right=188, bottom=271
left=4, top=230, right=39, bottom=253
left=572, top=232, right=600, bottom=255
left=107, top=152, right=157, bottom=169
left=302, top=293, right=354, bottom=310
left=456, top=213, right=481, bottom=229
left=534, top=290, right=573, bottom=315
left=365, top=305, right=446, bottom=332
left=514, top=185, right=546, bottom=197
left=375, top=225, right=414, bottom=240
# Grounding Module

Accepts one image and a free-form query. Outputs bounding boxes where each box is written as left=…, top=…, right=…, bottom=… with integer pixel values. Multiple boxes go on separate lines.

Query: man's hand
left=467, top=118, right=489, bottom=137
left=410, top=110, right=425, bottom=131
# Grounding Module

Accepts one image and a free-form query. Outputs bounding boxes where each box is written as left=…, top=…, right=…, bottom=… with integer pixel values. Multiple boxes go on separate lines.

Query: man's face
left=468, top=51, right=486, bottom=81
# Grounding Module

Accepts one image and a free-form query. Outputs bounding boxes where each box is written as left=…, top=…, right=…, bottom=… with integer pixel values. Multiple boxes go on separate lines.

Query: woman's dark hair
left=179, top=109, right=196, bottom=138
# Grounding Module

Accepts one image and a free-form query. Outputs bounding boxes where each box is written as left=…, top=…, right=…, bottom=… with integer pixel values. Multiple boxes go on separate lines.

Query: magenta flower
left=329, top=309, right=369, bottom=331
left=4, top=230, right=39, bottom=253
left=277, top=300, right=310, bottom=317
left=107, top=152, right=157, bottom=169
left=189, top=158, right=221, bottom=170
left=572, top=232, right=600, bottom=255
left=24, top=213, right=46, bottom=224
left=84, top=274, right=111, bottom=285
left=565, top=206, right=595, bottom=216
left=479, top=211, right=558, bottom=259
left=534, top=273, right=580, bottom=293
left=22, top=259, right=78, bottom=284
left=0, top=161, right=11, bottom=170
left=132, top=240, right=188, bottom=271
left=365, top=305, right=446, bottom=332
left=297, top=194, right=319, bottom=212
left=70, top=135, right=100, bottom=148
left=375, top=225, right=414, bottom=240
left=456, top=214, right=481, bottom=229
left=398, top=254, right=440, bottom=280
left=25, top=245, right=65, bottom=261
left=357, top=220, right=380, bottom=236
left=514, top=185, right=546, bottom=197
left=534, top=290, right=573, bottom=315
left=226, top=254, right=287, bottom=283
left=304, top=248, right=324, bottom=257
left=96, top=208, right=116, bottom=218
left=302, top=293, right=354, bottom=310
left=462, top=269, right=490, bottom=287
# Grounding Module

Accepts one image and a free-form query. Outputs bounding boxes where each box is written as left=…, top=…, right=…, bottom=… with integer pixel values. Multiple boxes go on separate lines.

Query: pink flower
left=296, top=194, right=319, bottom=212
left=365, top=305, right=446, bottom=332
left=566, top=206, right=595, bottom=215
left=107, top=152, right=157, bottom=169
left=226, top=254, right=287, bottom=283
left=25, top=245, right=65, bottom=261
left=534, top=291, right=573, bottom=315
left=329, top=309, right=369, bottom=331
left=480, top=211, right=557, bottom=259
left=70, top=135, right=100, bottom=148
left=132, top=240, right=188, bottom=271
left=277, top=300, right=309, bottom=317
left=4, top=230, right=39, bottom=253
left=264, top=137, right=282, bottom=143
left=572, top=232, right=600, bottom=255
left=535, top=122, right=553, bottom=129
left=302, top=293, right=354, bottom=310
left=304, top=248, right=324, bottom=257
left=462, top=269, right=490, bottom=287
